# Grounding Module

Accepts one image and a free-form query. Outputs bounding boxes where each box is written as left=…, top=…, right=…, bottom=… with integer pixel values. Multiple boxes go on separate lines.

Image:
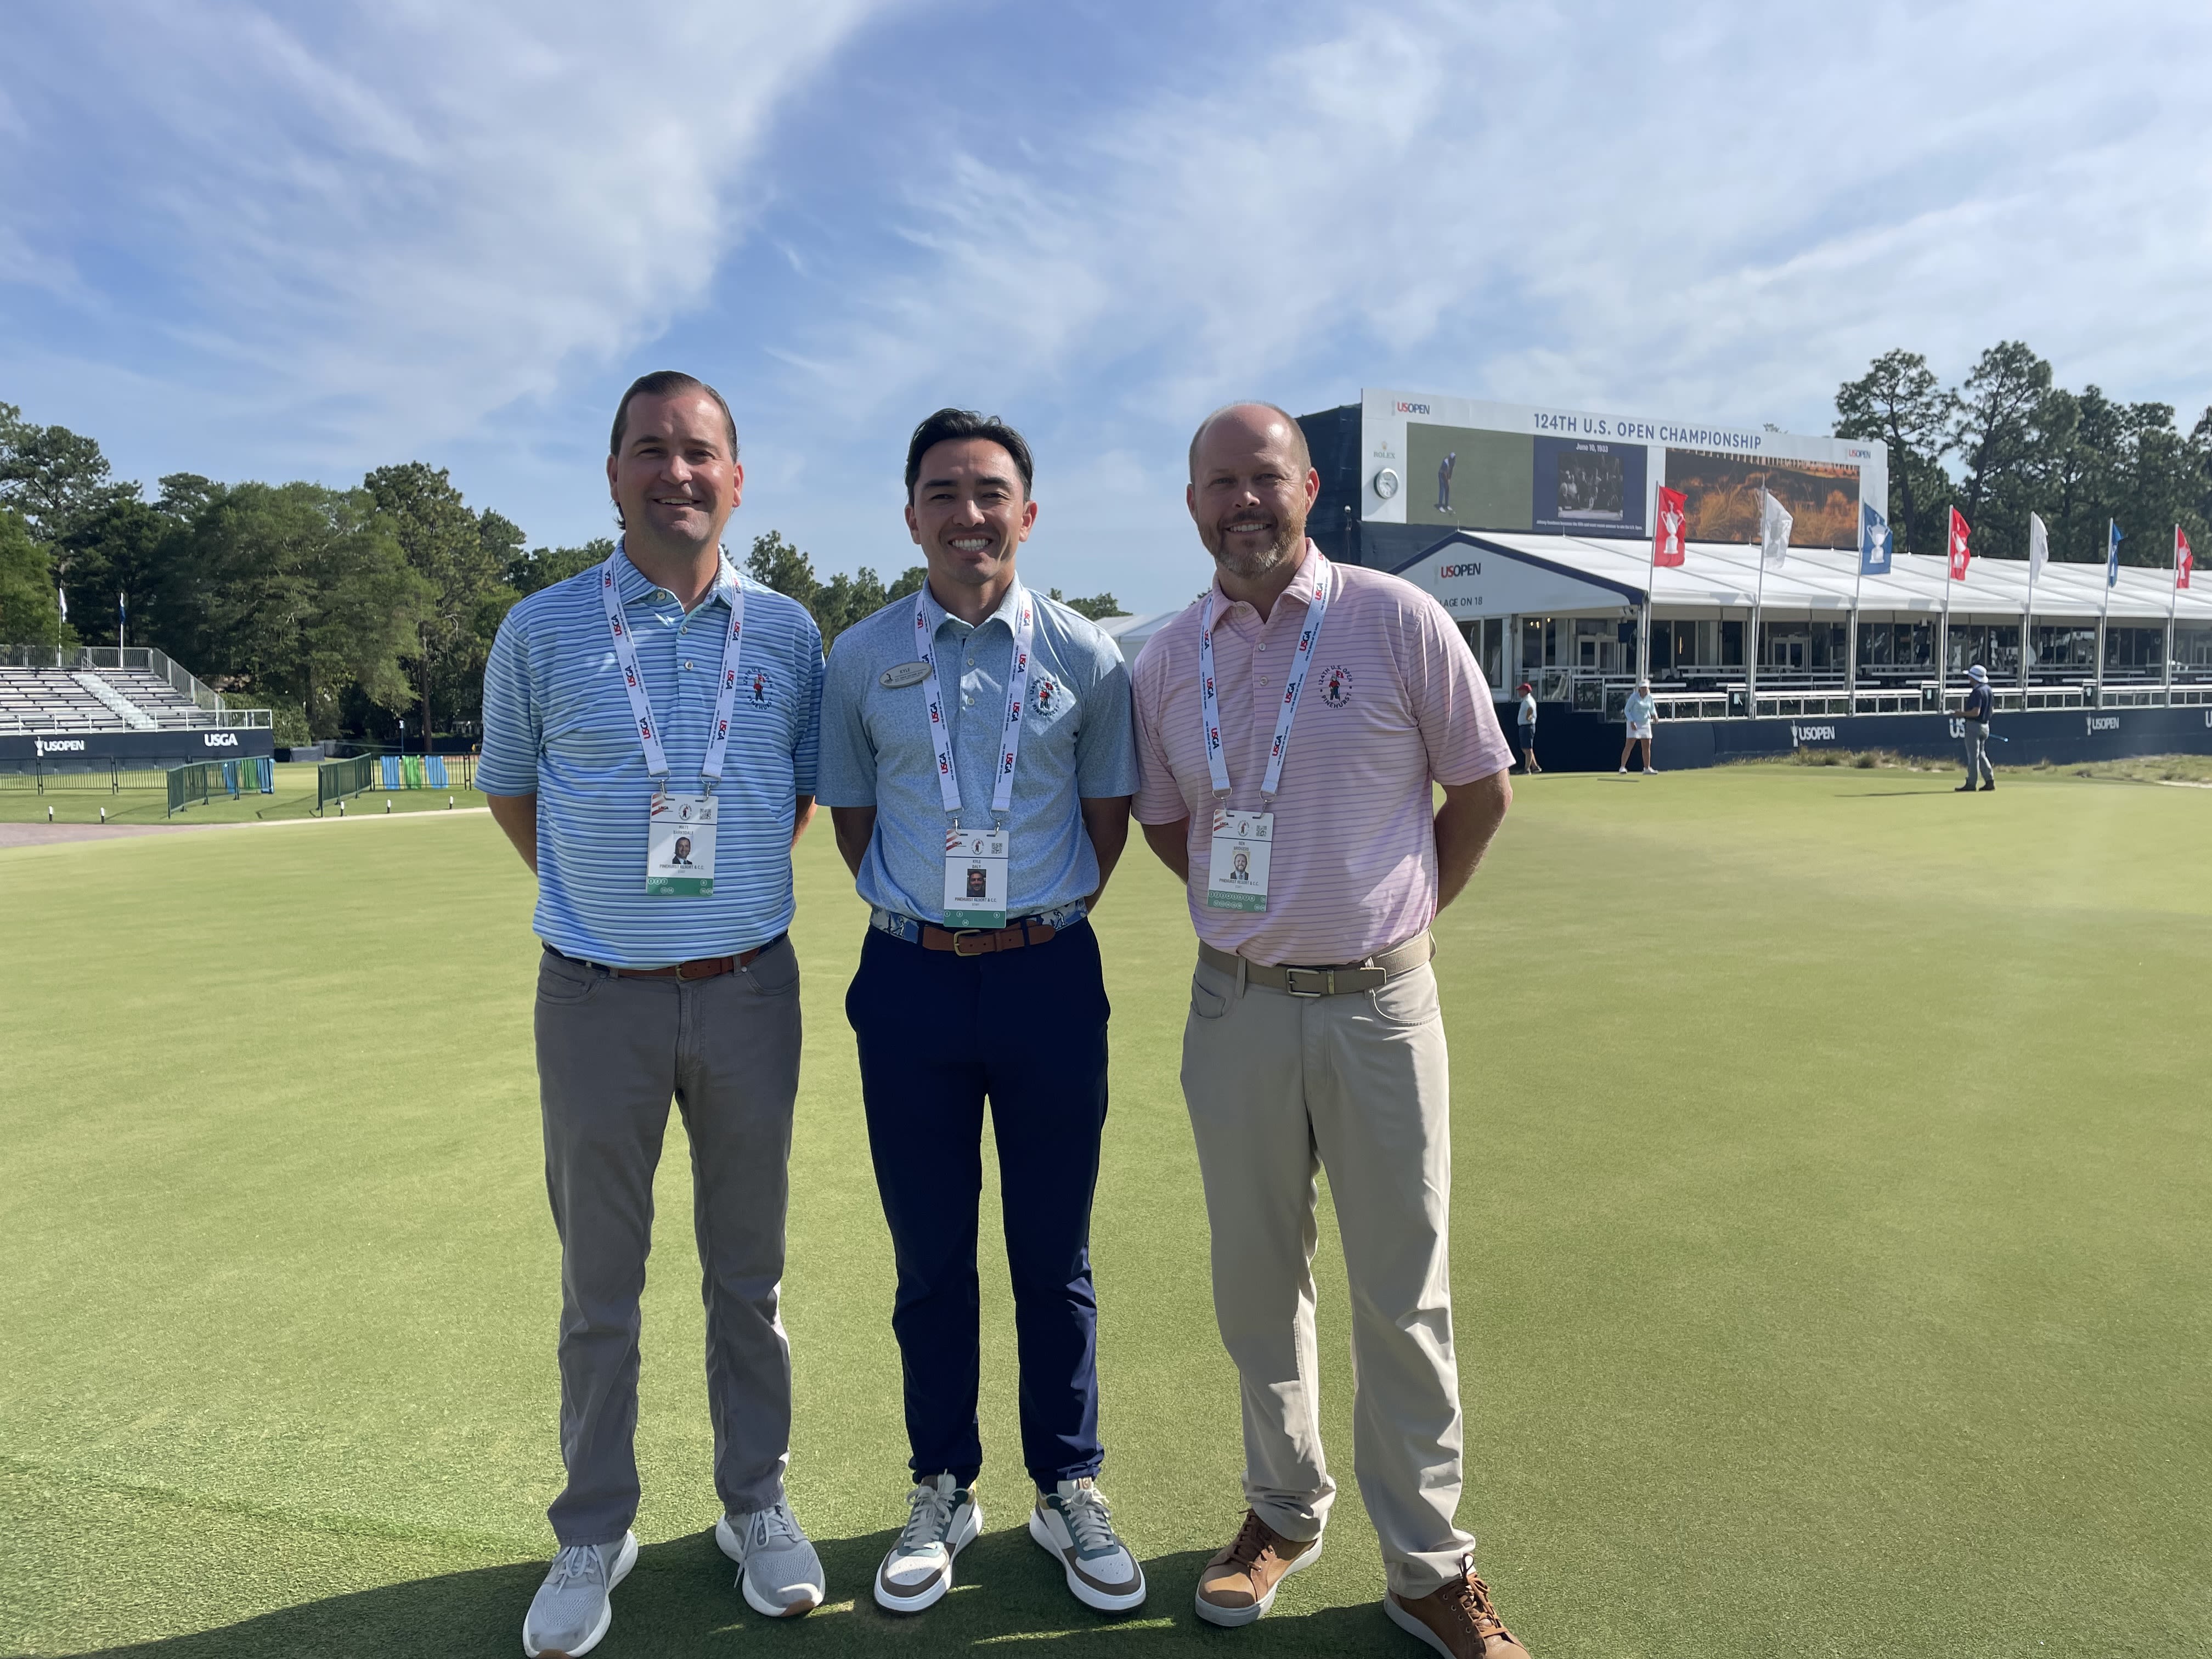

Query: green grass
left=3, top=768, right=2207, bottom=1657
left=0, top=763, right=484, bottom=826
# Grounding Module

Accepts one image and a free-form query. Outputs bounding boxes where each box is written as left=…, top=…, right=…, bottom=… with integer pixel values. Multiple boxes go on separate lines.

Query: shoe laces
left=1443, top=1570, right=1513, bottom=1641
left=746, top=1500, right=800, bottom=1550
left=1058, top=1481, right=1120, bottom=1556
left=898, top=1480, right=956, bottom=1553
left=1222, top=1508, right=1277, bottom=1568
left=548, top=1543, right=607, bottom=1590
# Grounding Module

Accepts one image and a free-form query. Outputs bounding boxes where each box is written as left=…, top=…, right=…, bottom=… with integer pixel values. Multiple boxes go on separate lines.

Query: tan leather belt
left=919, top=917, right=1059, bottom=956
left=546, top=934, right=784, bottom=981
left=1198, top=932, right=1432, bottom=996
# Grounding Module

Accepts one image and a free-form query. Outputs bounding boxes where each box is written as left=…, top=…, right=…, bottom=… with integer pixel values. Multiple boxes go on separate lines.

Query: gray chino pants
left=1963, top=721, right=1994, bottom=786
left=534, top=936, right=803, bottom=1546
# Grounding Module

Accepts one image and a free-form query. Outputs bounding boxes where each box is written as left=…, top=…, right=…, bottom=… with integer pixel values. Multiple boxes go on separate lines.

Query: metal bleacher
left=0, top=648, right=272, bottom=734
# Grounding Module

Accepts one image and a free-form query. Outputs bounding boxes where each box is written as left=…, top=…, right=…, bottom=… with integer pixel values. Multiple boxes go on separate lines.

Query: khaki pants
left=1180, top=952, right=1474, bottom=1597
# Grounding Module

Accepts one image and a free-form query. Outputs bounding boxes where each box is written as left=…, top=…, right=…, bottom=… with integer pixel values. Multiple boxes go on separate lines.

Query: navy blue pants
left=846, top=919, right=1110, bottom=1490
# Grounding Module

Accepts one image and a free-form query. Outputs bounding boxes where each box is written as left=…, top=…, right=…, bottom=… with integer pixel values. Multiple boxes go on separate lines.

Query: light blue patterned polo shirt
left=479, top=546, right=823, bottom=967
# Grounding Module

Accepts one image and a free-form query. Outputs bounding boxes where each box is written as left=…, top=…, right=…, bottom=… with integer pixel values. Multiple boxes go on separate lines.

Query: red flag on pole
left=2179, top=527, right=2194, bottom=589
left=1652, top=487, right=1687, bottom=567
left=1947, top=507, right=1971, bottom=580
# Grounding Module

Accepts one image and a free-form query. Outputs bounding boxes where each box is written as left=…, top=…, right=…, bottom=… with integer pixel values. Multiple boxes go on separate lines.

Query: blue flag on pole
left=1860, top=501, right=1892, bottom=575
left=2107, top=520, right=2123, bottom=586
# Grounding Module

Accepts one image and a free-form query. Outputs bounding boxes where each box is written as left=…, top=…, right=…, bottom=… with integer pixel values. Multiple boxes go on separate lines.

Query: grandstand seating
left=1, top=665, right=222, bottom=732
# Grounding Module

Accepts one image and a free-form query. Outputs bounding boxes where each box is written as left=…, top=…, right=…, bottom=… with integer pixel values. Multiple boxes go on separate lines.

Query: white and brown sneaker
left=1193, top=1509, right=1323, bottom=1627
left=1385, top=1562, right=1532, bottom=1657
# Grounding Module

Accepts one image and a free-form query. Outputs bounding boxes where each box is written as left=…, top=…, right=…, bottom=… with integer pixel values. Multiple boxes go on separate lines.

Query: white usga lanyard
left=916, top=583, right=1035, bottom=825
left=1198, top=550, right=1331, bottom=805
left=599, top=546, right=746, bottom=786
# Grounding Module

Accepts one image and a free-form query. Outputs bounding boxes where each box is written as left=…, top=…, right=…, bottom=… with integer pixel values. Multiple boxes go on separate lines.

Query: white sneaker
left=1618, top=766, right=1628, bottom=773
left=716, top=1499, right=825, bottom=1617
left=1029, top=1478, right=1146, bottom=1612
left=522, top=1531, right=636, bottom=1658
left=1643, top=767, right=1658, bottom=774
left=874, top=1474, right=982, bottom=1614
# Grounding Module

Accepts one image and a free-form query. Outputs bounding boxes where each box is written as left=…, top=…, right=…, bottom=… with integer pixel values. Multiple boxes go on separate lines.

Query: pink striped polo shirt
left=1131, top=543, right=1512, bottom=966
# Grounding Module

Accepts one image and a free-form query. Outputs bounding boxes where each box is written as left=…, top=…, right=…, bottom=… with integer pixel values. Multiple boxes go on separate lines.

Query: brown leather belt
left=546, top=934, right=785, bottom=981
left=919, top=917, right=1059, bottom=956
left=1198, top=932, right=1432, bottom=996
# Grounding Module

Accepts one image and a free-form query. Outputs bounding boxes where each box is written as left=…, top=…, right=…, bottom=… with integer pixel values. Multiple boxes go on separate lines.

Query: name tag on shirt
left=944, top=827, right=1010, bottom=928
left=647, top=792, right=716, bottom=896
left=1205, top=808, right=1272, bottom=912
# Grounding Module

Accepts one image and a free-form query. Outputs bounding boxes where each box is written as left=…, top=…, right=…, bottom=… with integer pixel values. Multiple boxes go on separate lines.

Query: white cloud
left=0, top=0, right=894, bottom=458
left=778, top=0, right=2212, bottom=433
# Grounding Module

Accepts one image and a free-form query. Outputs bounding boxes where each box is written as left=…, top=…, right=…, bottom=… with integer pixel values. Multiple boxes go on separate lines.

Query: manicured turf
left=3, top=769, right=2207, bottom=1656
left=0, top=762, right=484, bottom=827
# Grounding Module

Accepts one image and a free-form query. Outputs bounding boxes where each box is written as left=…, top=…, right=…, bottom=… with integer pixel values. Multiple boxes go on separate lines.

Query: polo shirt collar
left=1209, top=538, right=1323, bottom=620
left=612, top=539, right=740, bottom=608
left=919, top=572, right=1029, bottom=637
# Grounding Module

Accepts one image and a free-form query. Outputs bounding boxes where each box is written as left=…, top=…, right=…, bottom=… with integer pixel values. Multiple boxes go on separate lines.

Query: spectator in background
left=1515, top=682, right=1541, bottom=774
left=1958, top=664, right=1995, bottom=792
left=1618, top=681, right=1656, bottom=775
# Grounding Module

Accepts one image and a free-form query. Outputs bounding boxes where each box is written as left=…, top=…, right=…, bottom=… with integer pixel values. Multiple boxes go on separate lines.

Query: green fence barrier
left=317, top=754, right=379, bottom=816
left=166, top=761, right=219, bottom=816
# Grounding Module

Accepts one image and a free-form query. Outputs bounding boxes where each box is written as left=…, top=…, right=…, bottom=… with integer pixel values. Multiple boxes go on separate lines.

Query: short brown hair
left=610, top=371, right=739, bottom=459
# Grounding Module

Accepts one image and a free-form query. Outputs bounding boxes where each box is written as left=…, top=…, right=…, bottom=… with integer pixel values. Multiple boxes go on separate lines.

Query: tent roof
left=1397, top=531, right=2209, bottom=624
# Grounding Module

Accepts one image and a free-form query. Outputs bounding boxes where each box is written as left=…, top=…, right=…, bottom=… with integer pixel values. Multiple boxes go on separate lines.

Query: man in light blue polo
left=481, top=370, right=827, bottom=1657
left=816, top=408, right=1145, bottom=1620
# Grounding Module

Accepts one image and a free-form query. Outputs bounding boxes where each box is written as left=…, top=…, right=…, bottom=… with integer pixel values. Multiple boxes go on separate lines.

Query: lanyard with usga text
left=599, top=546, right=746, bottom=787
left=915, top=583, right=1035, bottom=827
left=1198, top=550, right=1331, bottom=807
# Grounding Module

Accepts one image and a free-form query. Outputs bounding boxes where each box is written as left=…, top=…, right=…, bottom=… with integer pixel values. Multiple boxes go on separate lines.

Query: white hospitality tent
left=1391, top=530, right=2212, bottom=715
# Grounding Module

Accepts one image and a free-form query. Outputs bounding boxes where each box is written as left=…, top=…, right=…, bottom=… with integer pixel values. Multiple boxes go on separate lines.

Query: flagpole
left=1848, top=541, right=1865, bottom=717
left=2021, top=526, right=2038, bottom=703
left=1747, top=516, right=1767, bottom=719
left=2167, top=526, right=2181, bottom=706
left=2096, top=525, right=2112, bottom=710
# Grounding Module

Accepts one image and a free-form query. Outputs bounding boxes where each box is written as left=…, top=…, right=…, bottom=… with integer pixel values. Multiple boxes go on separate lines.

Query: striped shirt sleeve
left=478, top=609, right=540, bottom=796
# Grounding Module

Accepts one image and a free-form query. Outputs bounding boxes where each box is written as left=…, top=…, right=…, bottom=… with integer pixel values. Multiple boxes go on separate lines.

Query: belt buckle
left=951, top=929, right=990, bottom=957
left=674, top=956, right=719, bottom=981
left=1283, top=967, right=1331, bottom=997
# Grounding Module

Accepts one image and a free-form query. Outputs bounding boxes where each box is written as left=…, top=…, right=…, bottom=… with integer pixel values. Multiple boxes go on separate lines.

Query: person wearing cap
left=482, top=370, right=828, bottom=1656
left=1131, top=403, right=1527, bottom=1658
left=1958, top=663, right=1995, bottom=792
left=816, top=407, right=1146, bottom=1620
left=1514, top=682, right=1541, bottom=774
left=1618, top=681, right=1657, bottom=775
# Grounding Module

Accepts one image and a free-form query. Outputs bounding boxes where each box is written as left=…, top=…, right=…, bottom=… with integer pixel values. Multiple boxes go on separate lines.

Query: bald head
left=1186, top=400, right=1319, bottom=582
left=1187, top=402, right=1311, bottom=479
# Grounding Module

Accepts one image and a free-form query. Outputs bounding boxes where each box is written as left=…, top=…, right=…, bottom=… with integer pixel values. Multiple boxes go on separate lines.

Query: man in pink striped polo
left=1130, top=403, right=1525, bottom=1659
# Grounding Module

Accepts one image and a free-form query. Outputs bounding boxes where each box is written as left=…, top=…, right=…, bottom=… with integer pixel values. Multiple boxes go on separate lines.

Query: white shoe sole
left=1385, top=1592, right=1460, bottom=1655
left=1026, top=1508, right=1148, bottom=1612
left=872, top=1500, right=983, bottom=1615
left=714, top=1517, right=823, bottom=1618
left=1192, top=1534, right=1322, bottom=1628
left=522, top=1532, right=636, bottom=1658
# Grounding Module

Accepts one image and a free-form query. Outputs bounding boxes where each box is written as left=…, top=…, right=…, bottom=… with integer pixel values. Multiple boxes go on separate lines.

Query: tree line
left=0, top=400, right=1124, bottom=746
left=1834, top=342, right=2211, bottom=567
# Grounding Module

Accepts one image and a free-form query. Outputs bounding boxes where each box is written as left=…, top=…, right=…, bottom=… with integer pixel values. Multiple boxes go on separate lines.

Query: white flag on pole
left=1759, top=489, right=1792, bottom=569
left=57, top=586, right=67, bottom=620
left=2028, top=512, right=2049, bottom=578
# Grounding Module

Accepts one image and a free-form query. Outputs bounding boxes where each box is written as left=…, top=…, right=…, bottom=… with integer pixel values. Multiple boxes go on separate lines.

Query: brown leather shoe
left=1193, top=1509, right=1323, bottom=1627
left=1384, top=1564, right=1531, bottom=1657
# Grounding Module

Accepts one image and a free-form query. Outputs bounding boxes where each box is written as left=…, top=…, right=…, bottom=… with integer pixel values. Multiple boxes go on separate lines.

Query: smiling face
left=606, top=391, right=743, bottom=560
left=1187, top=404, right=1318, bottom=581
left=905, top=437, right=1036, bottom=596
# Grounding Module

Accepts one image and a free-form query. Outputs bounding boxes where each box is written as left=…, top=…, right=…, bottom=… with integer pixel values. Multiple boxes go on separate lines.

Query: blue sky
left=3, top=0, right=2208, bottom=614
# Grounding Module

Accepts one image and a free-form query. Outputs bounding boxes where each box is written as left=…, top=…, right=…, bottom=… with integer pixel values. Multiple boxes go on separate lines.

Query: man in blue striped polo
left=481, top=370, right=827, bottom=1657
left=816, top=408, right=1145, bottom=1620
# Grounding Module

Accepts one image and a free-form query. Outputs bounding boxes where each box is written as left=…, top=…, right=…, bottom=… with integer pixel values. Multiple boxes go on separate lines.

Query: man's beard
left=1204, top=514, right=1305, bottom=580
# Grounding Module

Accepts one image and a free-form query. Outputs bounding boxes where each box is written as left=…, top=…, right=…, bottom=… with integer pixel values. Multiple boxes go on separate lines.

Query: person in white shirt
left=1618, top=682, right=1656, bottom=774
left=1514, top=683, right=1541, bottom=775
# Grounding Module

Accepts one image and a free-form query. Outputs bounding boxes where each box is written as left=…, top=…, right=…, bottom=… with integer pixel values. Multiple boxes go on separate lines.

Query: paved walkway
left=0, top=823, right=215, bottom=848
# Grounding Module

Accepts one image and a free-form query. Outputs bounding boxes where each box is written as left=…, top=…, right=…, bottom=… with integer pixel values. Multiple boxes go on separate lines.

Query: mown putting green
left=3, top=768, right=2205, bottom=1657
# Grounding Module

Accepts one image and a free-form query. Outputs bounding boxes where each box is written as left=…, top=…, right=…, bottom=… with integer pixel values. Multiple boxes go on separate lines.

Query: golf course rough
left=2, top=766, right=2205, bottom=1657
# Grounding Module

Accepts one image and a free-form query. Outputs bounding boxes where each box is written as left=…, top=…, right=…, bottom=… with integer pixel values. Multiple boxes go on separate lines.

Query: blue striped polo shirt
left=479, top=546, right=823, bottom=967
left=816, top=578, right=1137, bottom=923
